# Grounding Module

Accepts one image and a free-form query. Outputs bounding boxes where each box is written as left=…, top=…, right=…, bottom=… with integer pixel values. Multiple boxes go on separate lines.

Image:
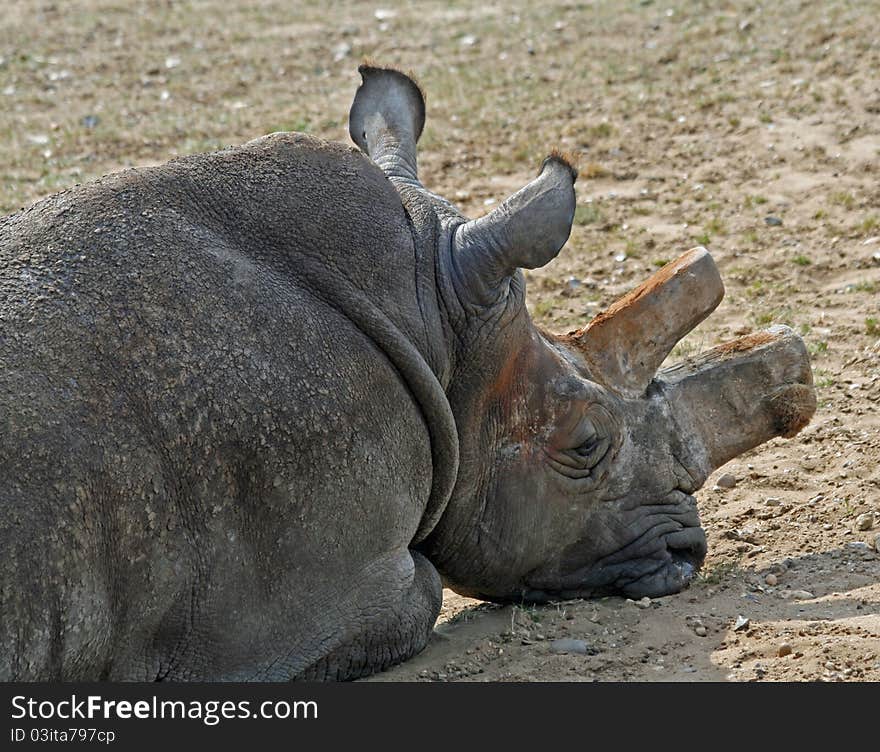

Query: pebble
left=790, top=590, right=814, bottom=600
left=874, top=533, right=880, bottom=553
left=733, top=615, right=750, bottom=631
left=716, top=473, right=737, bottom=489
left=777, top=643, right=793, bottom=657
left=764, top=215, right=783, bottom=226
left=549, top=638, right=591, bottom=655
left=856, top=513, right=874, bottom=531
left=765, top=573, right=778, bottom=587
left=694, top=624, right=708, bottom=637
left=332, top=42, right=352, bottom=61
left=636, top=596, right=652, bottom=609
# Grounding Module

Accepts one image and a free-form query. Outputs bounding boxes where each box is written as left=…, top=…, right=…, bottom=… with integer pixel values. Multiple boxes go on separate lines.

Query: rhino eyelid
left=546, top=436, right=610, bottom=472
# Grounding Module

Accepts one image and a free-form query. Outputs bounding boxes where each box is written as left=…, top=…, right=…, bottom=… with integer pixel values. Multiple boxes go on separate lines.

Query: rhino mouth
left=522, top=490, right=707, bottom=602
left=618, top=522, right=707, bottom=598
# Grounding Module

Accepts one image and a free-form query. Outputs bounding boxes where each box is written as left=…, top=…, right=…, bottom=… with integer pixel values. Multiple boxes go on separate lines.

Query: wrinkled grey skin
left=0, top=66, right=815, bottom=681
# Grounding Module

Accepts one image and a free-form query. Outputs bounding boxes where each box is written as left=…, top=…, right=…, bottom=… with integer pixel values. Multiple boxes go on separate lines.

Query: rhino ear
left=452, top=154, right=577, bottom=304
left=348, top=63, right=425, bottom=182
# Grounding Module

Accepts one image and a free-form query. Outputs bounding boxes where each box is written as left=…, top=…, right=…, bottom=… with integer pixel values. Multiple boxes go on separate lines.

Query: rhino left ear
left=349, top=64, right=425, bottom=182
left=452, top=154, right=577, bottom=304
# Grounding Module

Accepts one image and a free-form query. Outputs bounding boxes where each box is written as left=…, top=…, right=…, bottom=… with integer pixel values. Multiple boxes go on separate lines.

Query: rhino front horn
left=349, top=64, right=425, bottom=182
left=452, top=154, right=578, bottom=305
left=569, top=247, right=724, bottom=398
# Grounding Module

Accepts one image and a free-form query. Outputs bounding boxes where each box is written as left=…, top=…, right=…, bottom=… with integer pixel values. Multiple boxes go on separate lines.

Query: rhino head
left=349, top=65, right=816, bottom=602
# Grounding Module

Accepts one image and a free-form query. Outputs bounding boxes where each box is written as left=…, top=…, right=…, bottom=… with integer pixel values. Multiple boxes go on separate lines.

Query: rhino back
left=0, top=133, right=437, bottom=679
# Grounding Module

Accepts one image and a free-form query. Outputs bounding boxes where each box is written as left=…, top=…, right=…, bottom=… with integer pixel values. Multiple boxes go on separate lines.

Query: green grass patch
left=698, top=559, right=743, bottom=585
left=858, top=215, right=878, bottom=234
left=831, top=191, right=856, bottom=209
left=851, top=281, right=877, bottom=294
left=752, top=307, right=794, bottom=327
left=574, top=204, right=604, bottom=225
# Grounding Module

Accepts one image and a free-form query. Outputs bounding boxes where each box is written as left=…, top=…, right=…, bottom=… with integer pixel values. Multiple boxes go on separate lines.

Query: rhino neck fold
left=294, top=178, right=460, bottom=545
left=304, top=270, right=459, bottom=544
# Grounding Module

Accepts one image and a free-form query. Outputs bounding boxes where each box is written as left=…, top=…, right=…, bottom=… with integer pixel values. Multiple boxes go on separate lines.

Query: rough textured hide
left=0, top=67, right=816, bottom=681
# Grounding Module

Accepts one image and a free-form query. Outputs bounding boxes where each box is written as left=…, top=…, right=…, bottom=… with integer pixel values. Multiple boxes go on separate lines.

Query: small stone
left=856, top=513, right=874, bottom=531
left=332, top=42, right=352, bottom=62
left=764, top=215, right=783, bottom=226
left=164, top=56, right=181, bottom=69
left=765, top=573, right=778, bottom=587
left=764, top=497, right=781, bottom=506
left=777, top=643, right=793, bottom=657
left=549, top=638, right=591, bottom=655
left=733, top=615, right=750, bottom=631
left=636, top=596, right=652, bottom=609
left=81, top=114, right=100, bottom=129
left=460, top=34, right=478, bottom=47
left=874, top=533, right=880, bottom=553
left=716, top=473, right=737, bottom=489
left=790, top=590, right=814, bottom=600
left=694, top=624, right=707, bottom=637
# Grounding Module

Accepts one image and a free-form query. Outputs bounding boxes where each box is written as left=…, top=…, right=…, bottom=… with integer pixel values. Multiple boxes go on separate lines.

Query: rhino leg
left=153, top=549, right=442, bottom=682
left=293, top=551, right=442, bottom=682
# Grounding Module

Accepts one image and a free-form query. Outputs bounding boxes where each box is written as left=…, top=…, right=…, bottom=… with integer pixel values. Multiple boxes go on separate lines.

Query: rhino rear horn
left=452, top=155, right=578, bottom=304
left=349, top=64, right=425, bottom=182
left=569, top=247, right=724, bottom=398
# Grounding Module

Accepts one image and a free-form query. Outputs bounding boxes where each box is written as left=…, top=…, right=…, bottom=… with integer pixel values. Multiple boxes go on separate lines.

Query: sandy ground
left=1, top=0, right=878, bottom=681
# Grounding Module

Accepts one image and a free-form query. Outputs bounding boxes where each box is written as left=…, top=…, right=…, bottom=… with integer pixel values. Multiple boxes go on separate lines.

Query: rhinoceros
left=0, top=65, right=815, bottom=681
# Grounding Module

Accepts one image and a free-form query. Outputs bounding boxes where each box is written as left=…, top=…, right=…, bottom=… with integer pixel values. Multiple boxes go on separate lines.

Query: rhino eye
left=570, top=435, right=610, bottom=469
left=546, top=430, right=610, bottom=478
left=545, top=407, right=616, bottom=486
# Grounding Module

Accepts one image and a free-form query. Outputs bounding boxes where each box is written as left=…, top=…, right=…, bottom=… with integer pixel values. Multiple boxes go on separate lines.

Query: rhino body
left=0, top=67, right=816, bottom=680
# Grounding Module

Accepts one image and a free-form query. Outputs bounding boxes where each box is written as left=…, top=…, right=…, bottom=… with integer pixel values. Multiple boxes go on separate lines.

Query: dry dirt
left=2, top=0, right=878, bottom=682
